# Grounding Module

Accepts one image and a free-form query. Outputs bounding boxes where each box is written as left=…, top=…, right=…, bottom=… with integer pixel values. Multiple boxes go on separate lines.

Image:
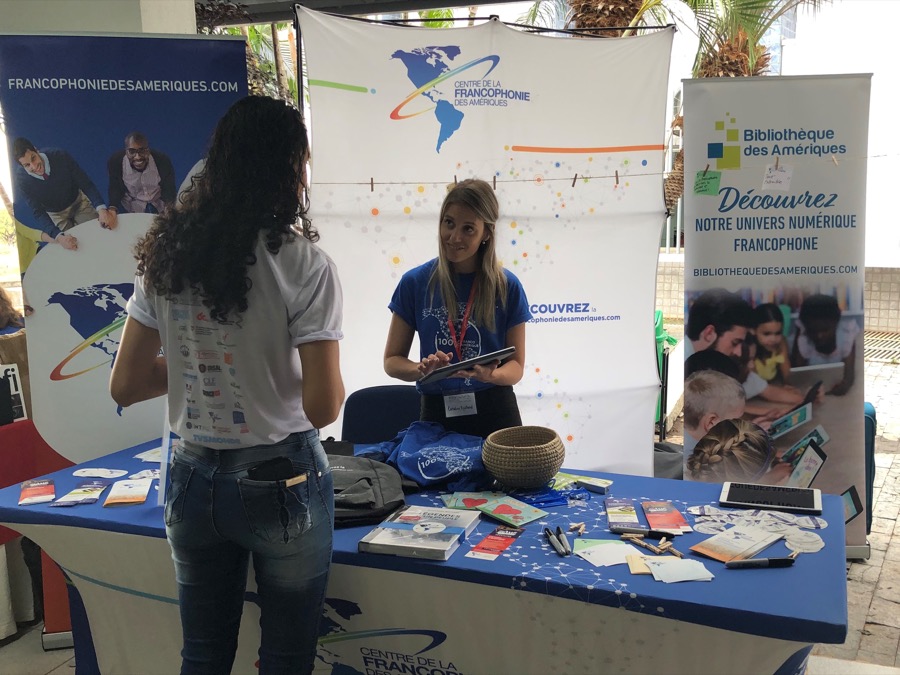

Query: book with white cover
left=358, top=505, right=481, bottom=561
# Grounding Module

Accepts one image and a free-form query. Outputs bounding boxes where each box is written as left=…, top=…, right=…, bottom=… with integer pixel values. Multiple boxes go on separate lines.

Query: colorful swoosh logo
left=49, top=316, right=126, bottom=381
left=390, top=55, right=500, bottom=120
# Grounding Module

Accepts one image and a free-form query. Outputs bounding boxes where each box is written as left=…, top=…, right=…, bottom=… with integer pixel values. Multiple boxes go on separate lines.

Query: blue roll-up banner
left=0, top=34, right=247, bottom=464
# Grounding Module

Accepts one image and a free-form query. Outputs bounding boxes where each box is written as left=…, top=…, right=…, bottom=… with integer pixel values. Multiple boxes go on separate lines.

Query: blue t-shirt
left=389, top=259, right=531, bottom=396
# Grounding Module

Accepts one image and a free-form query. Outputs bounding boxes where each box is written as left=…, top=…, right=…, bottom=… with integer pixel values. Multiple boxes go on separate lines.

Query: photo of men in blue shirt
left=13, top=137, right=118, bottom=251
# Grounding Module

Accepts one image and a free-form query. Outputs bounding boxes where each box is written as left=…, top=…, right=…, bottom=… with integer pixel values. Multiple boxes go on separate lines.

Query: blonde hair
left=429, top=179, right=507, bottom=332
left=683, top=370, right=745, bottom=429
left=687, top=418, right=773, bottom=482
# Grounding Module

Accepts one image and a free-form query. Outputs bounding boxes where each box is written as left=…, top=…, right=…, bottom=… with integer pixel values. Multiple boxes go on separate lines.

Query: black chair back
left=341, top=385, right=420, bottom=443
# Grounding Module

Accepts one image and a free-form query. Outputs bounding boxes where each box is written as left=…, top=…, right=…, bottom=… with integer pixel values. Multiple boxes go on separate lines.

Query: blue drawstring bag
left=378, top=421, right=492, bottom=492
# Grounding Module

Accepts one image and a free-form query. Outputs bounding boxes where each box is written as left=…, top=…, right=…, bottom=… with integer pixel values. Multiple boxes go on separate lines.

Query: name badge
left=444, top=392, right=477, bottom=418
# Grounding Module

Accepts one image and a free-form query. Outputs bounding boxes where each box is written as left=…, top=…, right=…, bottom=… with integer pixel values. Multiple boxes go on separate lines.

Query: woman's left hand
left=453, top=360, right=499, bottom=383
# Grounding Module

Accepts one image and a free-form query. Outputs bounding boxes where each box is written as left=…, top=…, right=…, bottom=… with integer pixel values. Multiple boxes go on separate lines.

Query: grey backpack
left=327, top=454, right=405, bottom=528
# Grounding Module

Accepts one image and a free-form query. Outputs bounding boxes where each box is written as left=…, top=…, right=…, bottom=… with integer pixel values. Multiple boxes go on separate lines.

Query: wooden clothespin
left=775, top=157, right=779, bottom=170
left=370, top=177, right=374, bottom=192
left=703, top=163, right=710, bottom=177
left=626, top=536, right=662, bottom=555
left=578, top=523, right=586, bottom=536
left=643, top=540, right=664, bottom=555
left=615, top=170, right=619, bottom=186
left=831, top=155, right=839, bottom=166
left=660, top=542, right=684, bottom=558
left=571, top=173, right=578, bottom=188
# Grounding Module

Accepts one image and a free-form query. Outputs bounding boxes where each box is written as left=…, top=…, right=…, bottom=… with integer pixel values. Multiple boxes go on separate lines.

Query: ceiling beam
left=236, top=0, right=525, bottom=23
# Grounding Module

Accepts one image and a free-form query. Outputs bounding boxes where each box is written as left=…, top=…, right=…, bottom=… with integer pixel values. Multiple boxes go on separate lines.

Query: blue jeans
left=165, top=430, right=333, bottom=675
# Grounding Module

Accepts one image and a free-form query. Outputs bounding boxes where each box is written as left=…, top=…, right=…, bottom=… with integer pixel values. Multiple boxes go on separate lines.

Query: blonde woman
left=384, top=179, right=530, bottom=438
left=687, top=418, right=792, bottom=485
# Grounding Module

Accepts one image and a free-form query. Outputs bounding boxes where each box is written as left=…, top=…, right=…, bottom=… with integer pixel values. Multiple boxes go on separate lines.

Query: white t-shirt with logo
left=127, top=232, right=343, bottom=449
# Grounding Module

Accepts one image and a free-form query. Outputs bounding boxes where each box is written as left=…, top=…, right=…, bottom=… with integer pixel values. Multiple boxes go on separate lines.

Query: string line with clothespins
left=332, top=151, right=876, bottom=193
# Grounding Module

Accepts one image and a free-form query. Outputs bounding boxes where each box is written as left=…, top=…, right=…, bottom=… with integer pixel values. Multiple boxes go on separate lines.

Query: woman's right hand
left=417, top=350, right=452, bottom=377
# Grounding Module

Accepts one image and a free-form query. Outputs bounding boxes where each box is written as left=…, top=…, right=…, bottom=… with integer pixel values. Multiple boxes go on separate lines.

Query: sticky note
left=693, top=170, right=722, bottom=195
left=762, top=164, right=793, bottom=192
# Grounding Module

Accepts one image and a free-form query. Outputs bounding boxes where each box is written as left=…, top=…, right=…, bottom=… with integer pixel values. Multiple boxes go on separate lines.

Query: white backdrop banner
left=683, top=75, right=870, bottom=546
left=298, top=9, right=674, bottom=474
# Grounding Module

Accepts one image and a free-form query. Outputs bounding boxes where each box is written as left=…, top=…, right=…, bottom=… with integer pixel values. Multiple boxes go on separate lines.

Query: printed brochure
left=465, top=525, right=524, bottom=561
left=18, top=479, right=55, bottom=505
left=103, top=478, right=154, bottom=506
left=476, top=496, right=547, bottom=527
left=641, top=501, right=692, bottom=534
left=690, top=525, right=783, bottom=563
left=50, top=480, right=110, bottom=507
left=605, top=497, right=642, bottom=530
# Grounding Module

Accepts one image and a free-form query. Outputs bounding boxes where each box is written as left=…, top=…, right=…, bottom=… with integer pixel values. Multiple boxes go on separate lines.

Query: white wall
left=782, top=0, right=900, bottom=268
left=0, top=0, right=194, bottom=34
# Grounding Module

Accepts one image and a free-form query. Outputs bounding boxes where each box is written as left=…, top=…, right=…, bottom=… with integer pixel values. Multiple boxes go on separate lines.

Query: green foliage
left=0, top=210, right=16, bottom=247
left=419, top=8, right=455, bottom=29
left=195, top=2, right=298, bottom=104
left=517, top=0, right=827, bottom=75
left=668, top=0, right=827, bottom=76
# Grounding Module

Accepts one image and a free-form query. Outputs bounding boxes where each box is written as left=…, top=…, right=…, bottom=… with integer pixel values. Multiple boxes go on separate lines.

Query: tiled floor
left=1, top=359, right=898, bottom=674
left=0, top=623, right=73, bottom=674
left=810, top=360, right=900, bottom=671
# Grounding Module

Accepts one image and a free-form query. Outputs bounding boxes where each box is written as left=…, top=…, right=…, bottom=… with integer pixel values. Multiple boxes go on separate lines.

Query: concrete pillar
left=0, top=0, right=196, bottom=34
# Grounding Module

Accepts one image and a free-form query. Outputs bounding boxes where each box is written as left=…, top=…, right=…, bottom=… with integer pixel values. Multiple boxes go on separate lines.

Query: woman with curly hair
left=687, top=418, right=792, bottom=485
left=110, top=96, right=344, bottom=675
left=383, top=179, right=531, bottom=438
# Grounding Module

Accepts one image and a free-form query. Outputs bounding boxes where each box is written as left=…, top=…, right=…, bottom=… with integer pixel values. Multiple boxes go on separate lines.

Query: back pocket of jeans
left=238, top=473, right=312, bottom=544
left=165, top=459, right=194, bottom=527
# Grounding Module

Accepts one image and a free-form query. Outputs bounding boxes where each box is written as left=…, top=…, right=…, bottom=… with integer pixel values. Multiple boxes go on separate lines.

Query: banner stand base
left=41, top=629, right=73, bottom=651
left=846, top=542, right=871, bottom=561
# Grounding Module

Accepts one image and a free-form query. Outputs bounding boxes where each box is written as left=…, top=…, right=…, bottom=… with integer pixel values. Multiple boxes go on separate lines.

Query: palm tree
left=663, top=1, right=826, bottom=210
left=522, top=0, right=826, bottom=209
left=196, top=1, right=298, bottom=102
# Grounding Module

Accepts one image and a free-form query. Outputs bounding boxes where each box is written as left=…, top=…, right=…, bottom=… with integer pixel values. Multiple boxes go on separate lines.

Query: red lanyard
left=447, top=280, right=477, bottom=362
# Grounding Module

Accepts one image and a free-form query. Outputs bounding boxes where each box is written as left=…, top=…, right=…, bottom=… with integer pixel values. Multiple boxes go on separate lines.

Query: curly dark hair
left=134, top=96, right=316, bottom=322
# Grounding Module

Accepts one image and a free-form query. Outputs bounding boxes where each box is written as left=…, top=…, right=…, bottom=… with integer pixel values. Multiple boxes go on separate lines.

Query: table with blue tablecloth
left=0, top=439, right=847, bottom=675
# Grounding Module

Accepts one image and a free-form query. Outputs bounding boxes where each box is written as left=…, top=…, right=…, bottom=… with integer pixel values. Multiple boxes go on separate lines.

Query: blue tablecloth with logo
left=0, top=438, right=847, bottom=675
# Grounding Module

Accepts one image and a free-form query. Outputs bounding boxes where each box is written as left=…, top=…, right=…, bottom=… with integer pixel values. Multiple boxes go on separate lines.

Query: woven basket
left=482, top=426, right=565, bottom=489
